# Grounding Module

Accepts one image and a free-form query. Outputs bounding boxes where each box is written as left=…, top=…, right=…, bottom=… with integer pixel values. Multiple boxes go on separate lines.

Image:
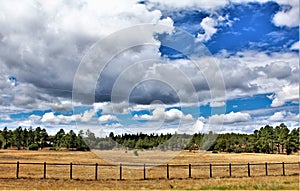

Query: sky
left=0, top=0, right=299, bottom=136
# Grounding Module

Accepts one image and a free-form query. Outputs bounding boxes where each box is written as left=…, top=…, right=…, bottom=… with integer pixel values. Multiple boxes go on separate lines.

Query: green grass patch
left=201, top=185, right=247, bottom=190
left=253, top=183, right=285, bottom=190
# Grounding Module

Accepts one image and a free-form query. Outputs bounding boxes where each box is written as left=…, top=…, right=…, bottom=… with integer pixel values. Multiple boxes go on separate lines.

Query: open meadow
left=0, top=150, right=299, bottom=190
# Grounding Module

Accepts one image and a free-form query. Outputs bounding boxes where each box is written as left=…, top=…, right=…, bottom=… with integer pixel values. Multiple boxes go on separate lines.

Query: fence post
left=16, top=161, right=19, bottom=179
left=229, top=163, right=232, bottom=177
left=209, top=164, right=212, bottom=178
left=189, top=164, right=192, bottom=178
left=70, top=162, right=72, bottom=180
left=95, top=163, right=98, bottom=180
left=265, top=162, right=268, bottom=176
left=282, top=162, right=285, bottom=176
left=167, top=164, right=169, bottom=179
left=119, top=163, right=122, bottom=180
left=143, top=164, right=146, bottom=180
left=247, top=163, right=250, bottom=177
left=43, top=162, right=46, bottom=179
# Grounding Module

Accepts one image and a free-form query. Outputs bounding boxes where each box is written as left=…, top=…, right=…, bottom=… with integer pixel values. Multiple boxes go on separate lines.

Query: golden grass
left=0, top=175, right=298, bottom=190
left=1, top=150, right=299, bottom=164
left=0, top=150, right=299, bottom=190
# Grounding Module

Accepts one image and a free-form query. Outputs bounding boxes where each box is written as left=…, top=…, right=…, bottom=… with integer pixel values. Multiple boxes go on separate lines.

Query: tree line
left=0, top=127, right=89, bottom=151
left=94, top=123, right=299, bottom=154
left=0, top=123, right=299, bottom=154
left=212, top=123, right=299, bottom=154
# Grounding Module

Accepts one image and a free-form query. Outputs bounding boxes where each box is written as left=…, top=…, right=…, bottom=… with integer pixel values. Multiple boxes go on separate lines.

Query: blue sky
left=0, top=0, right=299, bottom=136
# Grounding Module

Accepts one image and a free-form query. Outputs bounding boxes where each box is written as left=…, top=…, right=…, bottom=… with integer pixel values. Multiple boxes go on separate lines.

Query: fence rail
left=0, top=161, right=298, bottom=180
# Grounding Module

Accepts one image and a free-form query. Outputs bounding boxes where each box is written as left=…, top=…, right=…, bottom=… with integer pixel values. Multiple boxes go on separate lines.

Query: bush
left=3, top=142, right=10, bottom=149
left=244, top=147, right=253, bottom=153
left=212, top=150, right=218, bottom=154
left=234, top=147, right=242, bottom=153
left=227, top=148, right=234, bottom=153
left=28, top=143, right=39, bottom=150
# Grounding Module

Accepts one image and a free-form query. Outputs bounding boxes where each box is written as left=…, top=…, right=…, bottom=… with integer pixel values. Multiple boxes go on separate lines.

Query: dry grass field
left=0, top=150, right=299, bottom=190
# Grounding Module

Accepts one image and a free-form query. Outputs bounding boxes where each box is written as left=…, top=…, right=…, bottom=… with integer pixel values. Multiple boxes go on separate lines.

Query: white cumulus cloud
left=41, top=112, right=74, bottom=124
left=269, top=111, right=286, bottom=121
left=210, top=101, right=226, bottom=107
left=196, top=17, right=218, bottom=42
left=98, top=115, right=119, bottom=123
left=273, top=0, right=299, bottom=27
left=209, top=111, right=251, bottom=124
left=41, top=109, right=97, bottom=124
left=147, top=0, right=228, bottom=10
left=78, top=110, right=95, bottom=122
left=290, top=41, right=300, bottom=50
left=134, top=107, right=193, bottom=122
left=192, top=118, right=205, bottom=132
left=270, top=84, right=299, bottom=107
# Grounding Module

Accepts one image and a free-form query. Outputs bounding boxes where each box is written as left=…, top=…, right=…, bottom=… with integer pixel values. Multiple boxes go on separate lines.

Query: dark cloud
left=0, top=0, right=298, bottom=113
left=262, top=61, right=292, bottom=79
left=0, top=0, right=173, bottom=109
left=128, top=80, right=180, bottom=104
left=220, top=59, right=259, bottom=92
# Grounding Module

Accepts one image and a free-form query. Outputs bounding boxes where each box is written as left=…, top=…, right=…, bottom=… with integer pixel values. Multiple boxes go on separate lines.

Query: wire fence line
left=0, top=161, right=299, bottom=180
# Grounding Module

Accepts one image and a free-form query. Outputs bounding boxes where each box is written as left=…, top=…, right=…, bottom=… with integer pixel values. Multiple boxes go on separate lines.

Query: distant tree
left=274, top=125, right=281, bottom=153
left=123, top=138, right=135, bottom=149
left=34, top=127, right=42, bottom=147
left=258, top=125, right=274, bottom=154
left=40, top=128, right=48, bottom=149
left=13, top=126, right=22, bottom=150
left=278, top=124, right=289, bottom=153
left=2, top=127, right=10, bottom=149
left=28, top=127, right=35, bottom=146
left=109, top=132, right=114, bottom=139
left=214, top=134, right=227, bottom=152
left=21, top=128, right=29, bottom=148
left=84, top=129, right=97, bottom=149
left=65, top=130, right=77, bottom=149
left=135, top=138, right=143, bottom=149
left=54, top=129, right=66, bottom=148
left=76, top=131, right=89, bottom=151
left=288, top=127, right=299, bottom=154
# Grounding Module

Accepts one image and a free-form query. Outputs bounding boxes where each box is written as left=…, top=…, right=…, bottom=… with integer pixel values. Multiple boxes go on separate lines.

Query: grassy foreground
left=0, top=176, right=299, bottom=190
left=0, top=150, right=299, bottom=190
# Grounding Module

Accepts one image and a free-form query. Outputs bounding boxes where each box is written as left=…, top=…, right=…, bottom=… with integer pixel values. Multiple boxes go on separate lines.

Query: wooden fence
left=0, top=161, right=299, bottom=180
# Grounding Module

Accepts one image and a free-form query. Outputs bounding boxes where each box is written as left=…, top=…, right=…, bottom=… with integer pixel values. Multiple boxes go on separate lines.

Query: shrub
left=28, top=143, right=39, bottom=150
left=227, top=148, right=234, bottom=153
left=234, top=147, right=242, bottom=153
left=3, top=142, right=9, bottom=149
